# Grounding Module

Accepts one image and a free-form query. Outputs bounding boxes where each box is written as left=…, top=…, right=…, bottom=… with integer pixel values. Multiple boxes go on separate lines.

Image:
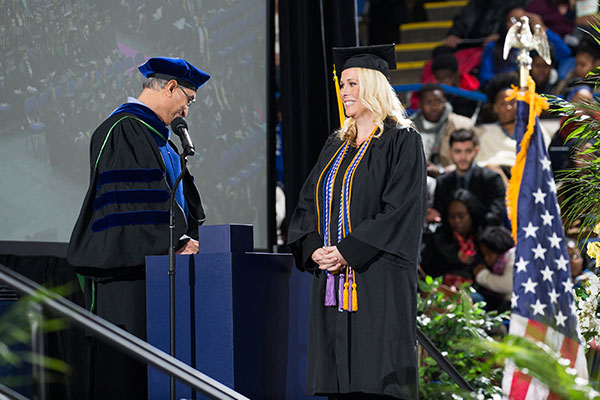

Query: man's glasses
left=178, top=86, right=196, bottom=107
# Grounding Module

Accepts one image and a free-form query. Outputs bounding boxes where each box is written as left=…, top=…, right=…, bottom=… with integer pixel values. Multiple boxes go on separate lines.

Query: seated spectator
left=568, top=238, right=595, bottom=287
left=473, top=226, right=515, bottom=311
left=432, top=51, right=480, bottom=118
left=479, top=7, right=572, bottom=89
left=549, top=85, right=595, bottom=156
left=409, top=46, right=481, bottom=112
left=530, top=50, right=559, bottom=95
left=554, top=36, right=600, bottom=97
left=476, top=72, right=551, bottom=173
left=557, top=141, right=599, bottom=236
left=524, top=0, right=575, bottom=39
left=430, top=129, right=506, bottom=226
left=410, top=83, right=477, bottom=171
left=442, top=0, right=528, bottom=49
left=421, top=189, right=487, bottom=283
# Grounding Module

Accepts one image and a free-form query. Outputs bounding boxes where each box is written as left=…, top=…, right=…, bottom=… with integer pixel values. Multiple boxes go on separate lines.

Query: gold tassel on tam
left=333, top=66, right=346, bottom=128
left=351, top=270, right=358, bottom=312
left=343, top=266, right=350, bottom=311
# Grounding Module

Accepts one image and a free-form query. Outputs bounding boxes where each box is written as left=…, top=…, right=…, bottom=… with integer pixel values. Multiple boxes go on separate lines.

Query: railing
left=0, top=264, right=248, bottom=400
left=393, top=83, right=488, bottom=103
left=416, top=327, right=474, bottom=392
left=0, top=261, right=474, bottom=397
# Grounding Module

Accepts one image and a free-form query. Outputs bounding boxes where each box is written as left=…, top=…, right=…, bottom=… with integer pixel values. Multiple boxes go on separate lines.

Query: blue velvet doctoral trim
left=109, top=102, right=170, bottom=139
left=91, top=210, right=169, bottom=232
left=96, top=169, right=164, bottom=189
left=93, top=189, right=170, bottom=211
left=109, top=103, right=188, bottom=218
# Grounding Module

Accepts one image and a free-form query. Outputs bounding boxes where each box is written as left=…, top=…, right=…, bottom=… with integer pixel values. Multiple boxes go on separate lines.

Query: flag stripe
left=504, top=87, right=588, bottom=400
left=561, top=335, right=579, bottom=368
left=524, top=378, right=550, bottom=400
left=511, top=369, right=533, bottom=399
left=524, top=319, right=548, bottom=342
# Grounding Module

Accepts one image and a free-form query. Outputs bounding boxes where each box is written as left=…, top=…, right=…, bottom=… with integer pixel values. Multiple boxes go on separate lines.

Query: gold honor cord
left=315, top=142, right=347, bottom=236
left=333, top=66, right=346, bottom=127
left=505, top=76, right=549, bottom=242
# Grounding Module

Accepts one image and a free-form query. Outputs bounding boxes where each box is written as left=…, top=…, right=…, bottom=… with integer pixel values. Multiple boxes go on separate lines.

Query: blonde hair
left=337, top=67, right=413, bottom=143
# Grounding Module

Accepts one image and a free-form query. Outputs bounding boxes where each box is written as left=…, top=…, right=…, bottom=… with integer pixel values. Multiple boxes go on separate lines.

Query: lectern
left=146, top=224, right=293, bottom=399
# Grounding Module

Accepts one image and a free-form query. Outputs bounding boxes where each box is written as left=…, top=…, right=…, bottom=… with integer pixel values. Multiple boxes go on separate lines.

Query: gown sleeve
left=346, top=127, right=427, bottom=266
left=287, top=137, right=337, bottom=271
left=336, top=235, right=381, bottom=271
left=67, top=117, right=198, bottom=269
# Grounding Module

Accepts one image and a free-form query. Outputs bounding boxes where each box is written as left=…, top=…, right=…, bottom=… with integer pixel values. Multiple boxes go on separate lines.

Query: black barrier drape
left=279, top=0, right=358, bottom=225
left=0, top=254, right=87, bottom=399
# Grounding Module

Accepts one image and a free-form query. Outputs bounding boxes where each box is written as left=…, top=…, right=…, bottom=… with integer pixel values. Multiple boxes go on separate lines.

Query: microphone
left=170, top=117, right=195, bottom=156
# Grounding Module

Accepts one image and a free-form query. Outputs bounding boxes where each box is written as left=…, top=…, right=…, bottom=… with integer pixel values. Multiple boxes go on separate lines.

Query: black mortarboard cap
left=138, top=57, right=210, bottom=90
left=332, top=44, right=396, bottom=79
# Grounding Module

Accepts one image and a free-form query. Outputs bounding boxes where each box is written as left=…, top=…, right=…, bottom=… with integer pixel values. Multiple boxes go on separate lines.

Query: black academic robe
left=67, top=111, right=205, bottom=273
left=66, top=111, right=205, bottom=400
left=288, top=121, right=427, bottom=399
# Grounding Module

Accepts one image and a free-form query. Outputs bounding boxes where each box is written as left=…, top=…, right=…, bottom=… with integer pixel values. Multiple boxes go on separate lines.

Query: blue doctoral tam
left=138, top=57, right=210, bottom=90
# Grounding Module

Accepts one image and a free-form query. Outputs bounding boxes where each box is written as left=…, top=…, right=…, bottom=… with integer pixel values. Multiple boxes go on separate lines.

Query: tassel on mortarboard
left=333, top=65, right=346, bottom=128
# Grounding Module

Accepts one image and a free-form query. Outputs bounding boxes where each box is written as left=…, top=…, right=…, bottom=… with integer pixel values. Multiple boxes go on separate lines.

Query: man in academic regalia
left=67, top=57, right=209, bottom=399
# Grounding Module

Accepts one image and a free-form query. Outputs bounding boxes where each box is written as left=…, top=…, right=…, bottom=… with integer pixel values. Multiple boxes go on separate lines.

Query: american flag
left=502, top=99, right=588, bottom=398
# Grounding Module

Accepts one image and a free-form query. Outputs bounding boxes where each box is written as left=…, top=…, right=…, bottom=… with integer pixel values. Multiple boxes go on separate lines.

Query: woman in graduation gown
left=287, top=45, right=427, bottom=399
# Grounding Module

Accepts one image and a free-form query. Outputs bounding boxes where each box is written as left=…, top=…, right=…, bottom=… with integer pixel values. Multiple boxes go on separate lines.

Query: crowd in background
left=1, top=0, right=598, bottom=274
left=371, top=0, right=600, bottom=314
left=0, top=0, right=268, bottom=240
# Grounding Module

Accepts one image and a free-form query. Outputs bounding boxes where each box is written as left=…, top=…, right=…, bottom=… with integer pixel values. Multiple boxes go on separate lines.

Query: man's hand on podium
left=176, top=238, right=199, bottom=254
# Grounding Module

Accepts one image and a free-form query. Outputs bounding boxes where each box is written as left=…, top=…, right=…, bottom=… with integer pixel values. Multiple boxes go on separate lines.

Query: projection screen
left=0, top=0, right=268, bottom=249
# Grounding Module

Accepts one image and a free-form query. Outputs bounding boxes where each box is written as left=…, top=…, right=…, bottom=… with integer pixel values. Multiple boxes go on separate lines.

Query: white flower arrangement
left=574, top=223, right=600, bottom=345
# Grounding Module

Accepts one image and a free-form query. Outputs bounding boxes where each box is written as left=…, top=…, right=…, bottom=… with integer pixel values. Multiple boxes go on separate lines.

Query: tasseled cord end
left=338, top=272, right=345, bottom=311
left=325, top=272, right=337, bottom=306
left=351, top=269, right=358, bottom=312
left=343, top=266, right=350, bottom=311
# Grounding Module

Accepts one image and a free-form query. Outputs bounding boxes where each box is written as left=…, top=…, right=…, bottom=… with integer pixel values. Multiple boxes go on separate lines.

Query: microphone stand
left=168, top=148, right=191, bottom=400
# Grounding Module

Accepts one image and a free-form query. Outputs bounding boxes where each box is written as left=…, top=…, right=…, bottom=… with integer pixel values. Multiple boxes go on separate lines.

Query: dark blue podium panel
left=285, top=267, right=326, bottom=400
left=146, top=225, right=292, bottom=399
